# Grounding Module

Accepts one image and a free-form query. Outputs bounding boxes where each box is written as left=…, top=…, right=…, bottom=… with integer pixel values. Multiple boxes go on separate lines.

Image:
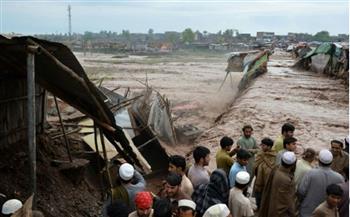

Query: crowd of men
left=1, top=123, right=348, bottom=217
left=100, top=123, right=349, bottom=217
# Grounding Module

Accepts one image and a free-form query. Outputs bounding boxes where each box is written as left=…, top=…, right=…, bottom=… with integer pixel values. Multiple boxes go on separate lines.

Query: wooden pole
left=93, top=123, right=105, bottom=200
left=53, top=96, right=73, bottom=162
left=27, top=45, right=39, bottom=208
left=99, top=128, right=114, bottom=203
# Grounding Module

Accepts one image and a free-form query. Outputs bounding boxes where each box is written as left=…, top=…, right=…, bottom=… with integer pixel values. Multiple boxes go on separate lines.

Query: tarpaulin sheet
left=238, top=53, right=268, bottom=90
left=311, top=54, right=331, bottom=73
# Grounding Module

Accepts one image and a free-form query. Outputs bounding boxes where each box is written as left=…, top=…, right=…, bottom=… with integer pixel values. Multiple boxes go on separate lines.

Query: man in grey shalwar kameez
left=297, top=149, right=344, bottom=217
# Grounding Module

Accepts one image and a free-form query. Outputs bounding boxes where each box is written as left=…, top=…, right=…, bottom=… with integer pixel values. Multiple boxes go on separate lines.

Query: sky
left=1, top=0, right=349, bottom=36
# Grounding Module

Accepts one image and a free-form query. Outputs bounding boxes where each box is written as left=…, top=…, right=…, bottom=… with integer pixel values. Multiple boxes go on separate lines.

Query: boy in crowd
left=188, top=146, right=211, bottom=188
left=311, top=184, right=343, bottom=217
left=168, top=155, right=194, bottom=196
left=228, top=149, right=251, bottom=188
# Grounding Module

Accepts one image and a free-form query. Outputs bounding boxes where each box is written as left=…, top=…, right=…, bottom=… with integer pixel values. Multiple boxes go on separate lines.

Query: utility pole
left=68, top=5, right=72, bottom=38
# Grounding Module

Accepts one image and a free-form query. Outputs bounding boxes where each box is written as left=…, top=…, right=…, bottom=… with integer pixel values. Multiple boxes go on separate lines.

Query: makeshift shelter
left=293, top=42, right=349, bottom=83
left=237, top=50, right=270, bottom=90
left=0, top=36, right=156, bottom=205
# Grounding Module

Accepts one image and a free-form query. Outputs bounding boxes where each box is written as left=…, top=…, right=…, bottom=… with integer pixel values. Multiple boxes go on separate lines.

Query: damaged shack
left=0, top=35, right=171, bottom=216
left=293, top=42, right=349, bottom=84
left=223, top=50, right=271, bottom=91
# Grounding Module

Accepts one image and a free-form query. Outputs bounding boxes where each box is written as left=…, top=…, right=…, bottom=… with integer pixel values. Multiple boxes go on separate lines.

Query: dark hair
left=235, top=182, right=248, bottom=190
left=179, top=206, right=195, bottom=214
left=32, top=211, right=45, bottom=217
left=107, top=200, right=131, bottom=217
left=193, top=146, right=210, bottom=163
left=283, top=137, right=297, bottom=148
left=153, top=198, right=172, bottom=217
left=242, top=124, right=253, bottom=131
left=220, top=136, right=234, bottom=149
left=261, top=138, right=274, bottom=147
left=326, top=184, right=344, bottom=196
left=169, top=155, right=186, bottom=171
left=319, top=160, right=332, bottom=167
left=166, top=172, right=182, bottom=186
left=303, top=148, right=316, bottom=160
left=331, top=140, right=344, bottom=148
left=237, top=149, right=251, bottom=160
left=281, top=123, right=295, bottom=134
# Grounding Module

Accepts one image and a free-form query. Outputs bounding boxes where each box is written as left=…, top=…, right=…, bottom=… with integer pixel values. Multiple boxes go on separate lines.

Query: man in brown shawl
left=258, top=151, right=297, bottom=217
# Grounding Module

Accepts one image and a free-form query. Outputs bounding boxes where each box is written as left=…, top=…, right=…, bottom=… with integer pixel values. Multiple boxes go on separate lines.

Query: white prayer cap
left=119, top=163, right=134, bottom=181
left=282, top=151, right=296, bottom=165
left=203, top=204, right=230, bottom=217
left=236, top=171, right=250, bottom=185
left=319, top=149, right=333, bottom=164
left=178, top=199, right=196, bottom=210
left=1, top=199, right=22, bottom=215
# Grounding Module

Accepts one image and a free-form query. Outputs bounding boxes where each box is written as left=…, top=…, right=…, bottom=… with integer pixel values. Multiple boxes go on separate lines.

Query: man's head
left=165, top=173, right=182, bottom=198
left=220, top=136, right=234, bottom=152
left=281, top=151, right=297, bottom=170
left=260, top=138, right=274, bottom=152
left=331, top=140, right=343, bottom=157
left=107, top=200, right=130, bottom=217
left=203, top=204, right=231, bottom=217
left=135, top=192, right=153, bottom=217
left=302, top=148, right=316, bottom=163
left=178, top=200, right=196, bottom=217
left=168, top=155, right=186, bottom=175
left=235, top=171, right=250, bottom=190
left=236, top=149, right=251, bottom=166
left=326, top=184, right=343, bottom=208
left=1, top=199, right=22, bottom=216
left=193, top=146, right=210, bottom=166
left=153, top=198, right=172, bottom=217
left=119, top=163, right=135, bottom=183
left=319, top=149, right=333, bottom=167
left=281, top=123, right=295, bottom=138
left=283, top=137, right=297, bottom=151
left=242, top=125, right=253, bottom=138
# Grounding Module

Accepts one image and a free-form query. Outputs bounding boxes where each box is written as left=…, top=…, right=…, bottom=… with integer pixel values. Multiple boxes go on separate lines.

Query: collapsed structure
left=0, top=35, right=182, bottom=216
left=223, top=50, right=271, bottom=91
left=292, top=42, right=349, bottom=84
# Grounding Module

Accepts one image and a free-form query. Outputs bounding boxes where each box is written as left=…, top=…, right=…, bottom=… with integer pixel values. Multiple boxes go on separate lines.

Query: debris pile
left=293, top=42, right=349, bottom=84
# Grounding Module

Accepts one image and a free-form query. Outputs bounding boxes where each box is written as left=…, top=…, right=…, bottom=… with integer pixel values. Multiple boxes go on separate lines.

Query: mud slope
left=195, top=51, right=349, bottom=170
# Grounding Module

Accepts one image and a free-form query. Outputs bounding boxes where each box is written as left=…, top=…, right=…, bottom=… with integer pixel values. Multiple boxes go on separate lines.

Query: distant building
left=256, top=32, right=275, bottom=43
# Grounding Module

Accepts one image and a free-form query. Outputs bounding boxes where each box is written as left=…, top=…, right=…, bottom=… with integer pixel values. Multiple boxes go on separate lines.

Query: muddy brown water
left=195, top=50, right=349, bottom=171
left=77, top=50, right=348, bottom=191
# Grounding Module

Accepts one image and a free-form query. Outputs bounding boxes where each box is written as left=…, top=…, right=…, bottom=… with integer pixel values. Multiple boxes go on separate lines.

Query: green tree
left=223, top=29, right=233, bottom=42
left=182, top=28, right=195, bottom=43
left=121, top=30, right=130, bottom=41
left=314, top=31, right=331, bottom=42
left=165, top=32, right=179, bottom=44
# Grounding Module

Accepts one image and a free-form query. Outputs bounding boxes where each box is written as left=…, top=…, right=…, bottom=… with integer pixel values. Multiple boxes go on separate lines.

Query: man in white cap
left=203, top=204, right=232, bottom=217
left=259, top=151, right=297, bottom=217
left=228, top=171, right=254, bottom=217
left=178, top=199, right=196, bottom=217
left=297, top=149, right=344, bottom=217
left=112, top=163, right=146, bottom=211
left=1, top=199, right=23, bottom=216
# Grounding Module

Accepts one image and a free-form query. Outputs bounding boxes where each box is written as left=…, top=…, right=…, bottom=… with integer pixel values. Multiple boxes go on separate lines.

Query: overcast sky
left=1, top=0, right=349, bottom=36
